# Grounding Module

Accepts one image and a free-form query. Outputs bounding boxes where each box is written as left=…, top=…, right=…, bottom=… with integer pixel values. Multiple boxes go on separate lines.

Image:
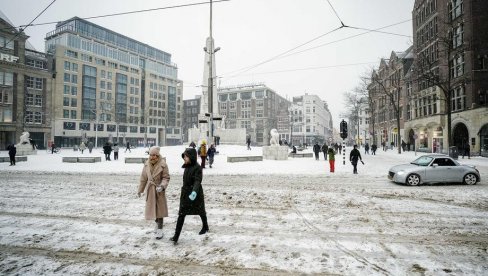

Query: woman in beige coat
left=138, top=146, right=170, bottom=239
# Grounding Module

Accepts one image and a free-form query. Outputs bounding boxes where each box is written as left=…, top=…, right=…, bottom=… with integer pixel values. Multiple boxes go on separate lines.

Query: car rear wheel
left=406, top=174, right=420, bottom=186
left=463, top=173, right=477, bottom=185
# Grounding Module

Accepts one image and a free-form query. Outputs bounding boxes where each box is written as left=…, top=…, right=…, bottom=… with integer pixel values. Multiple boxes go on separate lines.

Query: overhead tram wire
left=4, top=0, right=57, bottom=46
left=274, top=19, right=412, bottom=60
left=1, top=0, right=231, bottom=31
left=219, top=18, right=411, bottom=81
left=219, top=25, right=344, bottom=78
left=326, top=0, right=346, bottom=27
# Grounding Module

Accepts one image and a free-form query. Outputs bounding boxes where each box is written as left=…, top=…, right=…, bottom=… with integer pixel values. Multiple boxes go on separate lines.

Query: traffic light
left=340, top=120, right=348, bottom=139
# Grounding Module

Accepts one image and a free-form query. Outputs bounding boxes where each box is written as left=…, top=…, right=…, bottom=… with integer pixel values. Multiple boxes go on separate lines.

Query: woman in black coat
left=170, top=148, right=208, bottom=244
left=7, top=143, right=16, bottom=166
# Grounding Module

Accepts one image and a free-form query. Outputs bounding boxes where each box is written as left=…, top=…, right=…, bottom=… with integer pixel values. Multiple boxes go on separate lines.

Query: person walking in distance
left=349, top=145, right=363, bottom=174
left=327, top=147, right=335, bottom=173
left=246, top=135, right=251, bottom=150
left=79, top=141, right=86, bottom=154
left=113, top=143, right=119, bottom=160
left=7, top=143, right=16, bottom=166
left=207, top=143, right=216, bottom=168
left=103, top=142, right=112, bottom=161
left=138, top=146, right=170, bottom=240
left=199, top=140, right=207, bottom=168
left=313, top=142, right=321, bottom=161
left=321, top=142, right=328, bottom=161
left=170, top=148, right=208, bottom=245
left=51, top=142, right=56, bottom=154
left=87, top=141, right=94, bottom=153
left=125, top=141, right=131, bottom=153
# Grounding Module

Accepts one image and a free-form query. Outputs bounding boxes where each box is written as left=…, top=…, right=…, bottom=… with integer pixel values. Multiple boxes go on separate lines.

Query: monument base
left=262, top=146, right=288, bottom=160
left=16, top=144, right=37, bottom=156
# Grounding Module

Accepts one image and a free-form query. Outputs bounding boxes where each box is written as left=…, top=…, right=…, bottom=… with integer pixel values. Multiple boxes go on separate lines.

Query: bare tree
left=342, top=87, right=366, bottom=145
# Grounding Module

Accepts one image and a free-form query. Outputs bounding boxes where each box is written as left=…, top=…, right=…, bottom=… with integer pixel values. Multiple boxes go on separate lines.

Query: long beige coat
left=138, top=158, right=170, bottom=220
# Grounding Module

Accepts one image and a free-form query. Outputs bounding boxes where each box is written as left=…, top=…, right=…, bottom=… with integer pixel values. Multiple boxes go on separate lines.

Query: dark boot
left=199, top=214, right=209, bottom=235
left=171, top=215, right=185, bottom=244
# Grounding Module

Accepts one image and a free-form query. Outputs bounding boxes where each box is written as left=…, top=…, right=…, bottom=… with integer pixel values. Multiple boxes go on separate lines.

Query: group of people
left=189, top=140, right=217, bottom=168
left=310, top=142, right=364, bottom=174
left=138, top=146, right=208, bottom=244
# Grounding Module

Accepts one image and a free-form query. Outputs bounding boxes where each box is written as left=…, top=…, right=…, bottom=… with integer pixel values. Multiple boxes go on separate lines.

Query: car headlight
left=397, top=171, right=405, bottom=176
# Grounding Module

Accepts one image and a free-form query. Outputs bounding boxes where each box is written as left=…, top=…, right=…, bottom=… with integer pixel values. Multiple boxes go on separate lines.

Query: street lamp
left=204, top=0, right=220, bottom=145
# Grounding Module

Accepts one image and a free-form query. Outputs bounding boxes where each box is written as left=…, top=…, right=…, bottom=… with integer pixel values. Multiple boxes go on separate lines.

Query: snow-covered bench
left=0, top=156, right=27, bottom=162
left=227, top=156, right=263, bottom=163
left=288, top=153, right=313, bottom=158
left=62, top=157, right=101, bottom=163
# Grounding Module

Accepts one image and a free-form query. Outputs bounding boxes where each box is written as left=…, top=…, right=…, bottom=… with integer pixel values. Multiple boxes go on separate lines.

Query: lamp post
left=204, top=0, right=220, bottom=145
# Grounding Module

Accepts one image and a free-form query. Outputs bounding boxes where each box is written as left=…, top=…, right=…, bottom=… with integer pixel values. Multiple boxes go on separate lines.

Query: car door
left=425, top=158, right=445, bottom=183
left=428, top=158, right=459, bottom=182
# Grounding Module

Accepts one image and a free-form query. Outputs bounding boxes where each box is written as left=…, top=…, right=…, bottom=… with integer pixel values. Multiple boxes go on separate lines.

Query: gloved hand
left=137, top=192, right=142, bottom=198
left=189, top=191, right=197, bottom=201
left=156, top=185, right=164, bottom=193
left=361, top=160, right=365, bottom=165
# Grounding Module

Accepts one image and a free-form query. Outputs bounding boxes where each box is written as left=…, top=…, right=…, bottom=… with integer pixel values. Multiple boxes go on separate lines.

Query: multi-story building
left=45, top=17, right=183, bottom=148
left=217, top=83, right=289, bottom=146
left=182, top=96, right=201, bottom=143
left=408, top=0, right=488, bottom=155
left=0, top=12, right=53, bottom=150
left=368, top=47, right=413, bottom=149
left=289, top=94, right=333, bottom=146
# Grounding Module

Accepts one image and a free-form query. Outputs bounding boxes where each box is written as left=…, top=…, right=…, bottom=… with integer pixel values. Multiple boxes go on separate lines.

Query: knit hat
left=149, top=146, right=160, bottom=156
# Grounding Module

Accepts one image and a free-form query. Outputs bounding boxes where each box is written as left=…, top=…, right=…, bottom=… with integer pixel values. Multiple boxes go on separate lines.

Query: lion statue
left=18, top=132, right=30, bottom=145
left=269, top=129, right=280, bottom=146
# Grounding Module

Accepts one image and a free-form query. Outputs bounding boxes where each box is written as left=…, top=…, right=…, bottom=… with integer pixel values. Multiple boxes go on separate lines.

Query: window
left=71, top=98, right=77, bottom=107
left=450, top=53, right=465, bottom=78
left=71, top=110, right=77, bottom=119
left=63, top=109, right=69, bottom=118
left=63, top=97, right=70, bottom=106
left=241, top=92, right=252, bottom=100
left=255, top=90, right=264, bottom=99
left=71, top=75, right=77, bottom=84
left=64, top=73, right=70, bottom=82
left=452, top=86, right=465, bottom=111
left=256, top=109, right=263, bottom=118
left=229, top=93, right=237, bottom=101
left=241, top=120, right=251, bottom=129
left=256, top=100, right=264, bottom=107
left=64, top=85, right=70, bottom=94
left=241, top=110, right=251, bottom=118
left=229, top=102, right=236, bottom=109
left=26, top=94, right=34, bottom=106
left=452, top=24, right=463, bottom=48
left=71, top=86, right=77, bottom=96
left=450, top=0, right=463, bottom=20
left=229, top=111, right=236, bottom=119
left=219, top=103, right=227, bottom=110
left=34, top=95, right=42, bottom=106
left=64, top=61, right=70, bottom=70
left=241, top=100, right=251, bottom=109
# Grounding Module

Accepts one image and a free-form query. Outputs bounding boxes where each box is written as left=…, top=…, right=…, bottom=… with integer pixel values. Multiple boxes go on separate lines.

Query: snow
left=1, top=145, right=487, bottom=275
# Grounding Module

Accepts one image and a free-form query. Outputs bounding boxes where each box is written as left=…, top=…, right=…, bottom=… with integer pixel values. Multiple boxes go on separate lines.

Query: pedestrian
left=463, top=144, right=471, bottom=159
left=199, top=140, right=207, bottom=168
left=350, top=145, right=363, bottom=174
left=113, top=143, right=119, bottom=160
left=29, top=138, right=36, bottom=150
left=138, top=146, right=170, bottom=240
left=327, top=147, right=335, bottom=173
left=88, top=141, right=94, bottom=153
left=246, top=135, right=251, bottom=150
left=189, top=141, right=196, bottom=149
left=390, top=141, right=394, bottom=150
left=401, top=140, right=406, bottom=152
left=51, top=142, right=56, bottom=154
left=125, top=141, right=131, bottom=153
left=79, top=141, right=86, bottom=154
left=291, top=145, right=297, bottom=154
left=170, top=148, right=209, bottom=245
left=313, top=142, right=321, bottom=160
left=371, top=144, right=377, bottom=155
left=207, top=143, right=216, bottom=168
left=338, top=143, right=342, bottom=155
left=7, top=143, right=16, bottom=166
left=103, top=142, right=112, bottom=161
left=321, top=143, right=329, bottom=160
left=364, top=143, right=370, bottom=154
left=407, top=142, right=411, bottom=151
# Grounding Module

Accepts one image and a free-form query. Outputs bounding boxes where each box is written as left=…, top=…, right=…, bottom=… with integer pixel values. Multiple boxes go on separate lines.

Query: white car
left=388, top=154, right=480, bottom=185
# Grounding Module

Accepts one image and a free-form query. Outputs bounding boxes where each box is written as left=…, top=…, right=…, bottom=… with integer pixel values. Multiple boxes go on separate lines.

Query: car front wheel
left=463, top=173, right=478, bottom=185
left=406, top=174, right=421, bottom=186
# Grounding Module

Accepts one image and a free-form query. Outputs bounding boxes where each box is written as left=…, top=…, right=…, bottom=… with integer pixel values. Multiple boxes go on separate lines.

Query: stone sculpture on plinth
left=263, top=129, right=288, bottom=160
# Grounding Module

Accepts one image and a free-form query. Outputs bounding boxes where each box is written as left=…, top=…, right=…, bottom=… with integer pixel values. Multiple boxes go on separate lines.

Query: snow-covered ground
left=1, top=145, right=487, bottom=275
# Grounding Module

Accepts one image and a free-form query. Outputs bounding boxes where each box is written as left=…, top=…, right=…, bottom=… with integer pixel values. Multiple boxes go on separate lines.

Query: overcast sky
left=2, top=0, right=414, bottom=128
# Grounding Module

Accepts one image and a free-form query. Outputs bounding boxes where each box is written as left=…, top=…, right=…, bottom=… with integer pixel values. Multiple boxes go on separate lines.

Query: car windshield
left=410, top=156, right=433, bottom=166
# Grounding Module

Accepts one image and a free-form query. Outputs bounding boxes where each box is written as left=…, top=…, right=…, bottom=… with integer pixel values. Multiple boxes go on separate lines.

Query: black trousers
left=173, top=214, right=208, bottom=241
left=9, top=155, right=15, bottom=165
left=114, top=152, right=119, bottom=160
left=352, top=162, right=358, bottom=174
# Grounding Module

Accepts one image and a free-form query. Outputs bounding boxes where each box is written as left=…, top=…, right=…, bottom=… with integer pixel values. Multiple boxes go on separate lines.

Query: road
left=1, top=171, right=487, bottom=275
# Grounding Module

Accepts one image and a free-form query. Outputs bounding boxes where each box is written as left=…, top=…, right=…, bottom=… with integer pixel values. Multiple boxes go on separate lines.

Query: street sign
left=328, top=137, right=332, bottom=142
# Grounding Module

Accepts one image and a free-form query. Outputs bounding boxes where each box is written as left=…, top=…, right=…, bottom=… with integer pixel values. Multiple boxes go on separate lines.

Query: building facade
left=217, top=83, right=289, bottom=146
left=45, top=17, right=183, bottom=148
left=0, top=12, right=53, bottom=150
left=408, top=0, right=488, bottom=155
left=182, top=96, right=201, bottom=143
left=368, top=48, right=413, bottom=150
left=288, top=94, right=333, bottom=147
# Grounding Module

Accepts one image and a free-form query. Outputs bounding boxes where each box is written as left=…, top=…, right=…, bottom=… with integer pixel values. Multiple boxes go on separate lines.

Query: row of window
left=218, top=90, right=266, bottom=102
left=415, top=0, right=437, bottom=26
left=62, top=120, right=159, bottom=133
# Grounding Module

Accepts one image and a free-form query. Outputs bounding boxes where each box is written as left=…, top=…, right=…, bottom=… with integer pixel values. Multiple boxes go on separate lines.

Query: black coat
left=7, top=144, right=16, bottom=156
left=350, top=148, right=362, bottom=164
left=103, top=144, right=112, bottom=154
left=179, top=148, right=206, bottom=216
left=321, top=144, right=329, bottom=153
left=313, top=144, right=321, bottom=153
